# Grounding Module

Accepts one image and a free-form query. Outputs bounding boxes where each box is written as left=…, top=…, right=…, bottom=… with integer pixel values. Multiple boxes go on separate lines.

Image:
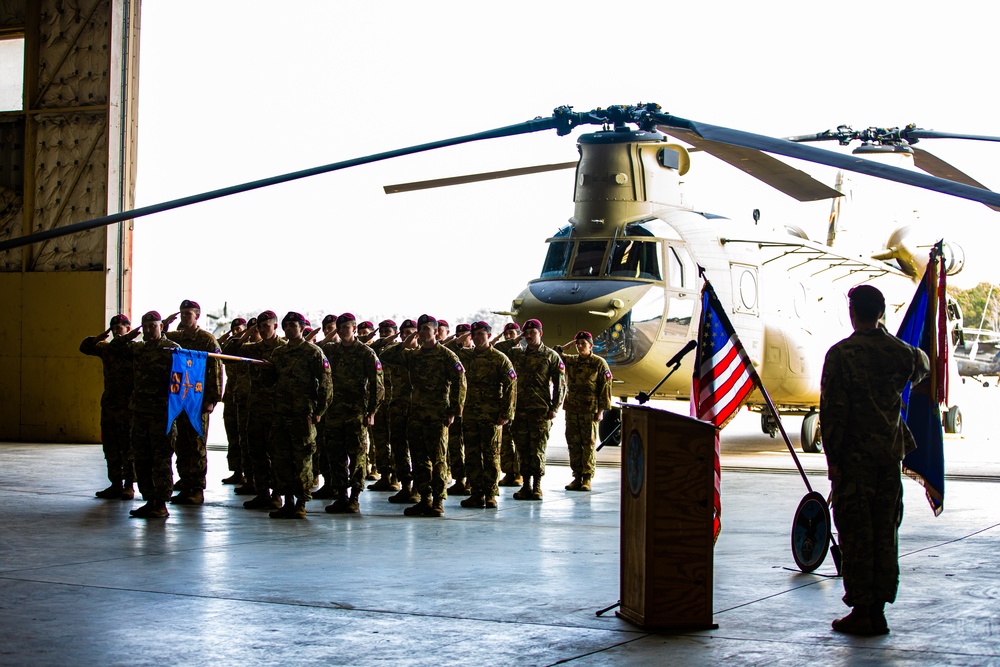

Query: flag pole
left=169, top=349, right=269, bottom=365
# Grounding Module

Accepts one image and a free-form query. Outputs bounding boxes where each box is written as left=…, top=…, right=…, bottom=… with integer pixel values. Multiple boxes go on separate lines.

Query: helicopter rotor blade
left=910, top=147, right=1000, bottom=212
left=656, top=126, right=843, bottom=202
left=650, top=112, right=1000, bottom=209
left=384, top=161, right=577, bottom=194
left=0, top=113, right=581, bottom=253
left=901, top=128, right=1000, bottom=143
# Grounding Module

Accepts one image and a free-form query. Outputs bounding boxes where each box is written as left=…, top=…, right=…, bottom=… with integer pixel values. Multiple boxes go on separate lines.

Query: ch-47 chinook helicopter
left=4, top=104, right=1000, bottom=452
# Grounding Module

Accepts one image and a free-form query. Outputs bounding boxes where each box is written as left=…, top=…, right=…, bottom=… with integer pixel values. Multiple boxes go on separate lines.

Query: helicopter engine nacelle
left=872, top=226, right=965, bottom=277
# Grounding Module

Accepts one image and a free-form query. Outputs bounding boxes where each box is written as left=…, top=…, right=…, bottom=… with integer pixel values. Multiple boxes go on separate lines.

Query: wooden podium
left=617, top=404, right=718, bottom=630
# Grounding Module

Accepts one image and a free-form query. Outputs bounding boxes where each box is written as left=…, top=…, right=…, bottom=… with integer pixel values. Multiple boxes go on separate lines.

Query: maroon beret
left=471, top=321, right=492, bottom=333
left=417, top=314, right=438, bottom=329
left=522, top=319, right=543, bottom=331
left=322, top=314, right=336, bottom=326
left=141, top=310, right=161, bottom=324
left=456, top=323, right=471, bottom=334
left=575, top=331, right=594, bottom=341
left=379, top=319, right=397, bottom=329
left=230, top=317, right=247, bottom=330
left=179, top=299, right=200, bottom=310
left=110, top=313, right=130, bottom=326
left=503, top=322, right=520, bottom=332
left=257, top=310, right=277, bottom=323
left=337, top=313, right=356, bottom=326
left=401, top=319, right=418, bottom=330
left=437, top=319, right=450, bottom=328
left=359, top=321, right=374, bottom=329
left=282, top=311, right=307, bottom=327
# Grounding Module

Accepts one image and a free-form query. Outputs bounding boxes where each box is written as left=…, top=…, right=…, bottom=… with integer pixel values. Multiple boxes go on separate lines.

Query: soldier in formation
left=218, top=317, right=248, bottom=486
left=495, top=322, right=522, bottom=487
left=80, top=313, right=136, bottom=500
left=554, top=331, right=613, bottom=491
left=368, top=319, right=401, bottom=492
left=496, top=319, right=565, bottom=500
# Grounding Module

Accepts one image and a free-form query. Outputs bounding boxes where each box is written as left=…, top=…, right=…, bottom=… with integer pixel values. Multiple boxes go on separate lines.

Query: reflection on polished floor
left=0, top=443, right=998, bottom=666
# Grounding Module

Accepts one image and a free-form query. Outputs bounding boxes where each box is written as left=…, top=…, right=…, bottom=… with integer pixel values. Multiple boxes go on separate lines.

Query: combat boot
left=447, top=480, right=471, bottom=496
left=96, top=483, right=123, bottom=499
left=388, top=475, right=402, bottom=491
left=173, top=480, right=184, bottom=491
left=484, top=496, right=498, bottom=509
left=404, top=497, right=432, bottom=516
left=243, top=493, right=274, bottom=510
left=269, top=502, right=295, bottom=519
left=130, top=500, right=168, bottom=519
left=221, top=472, right=244, bottom=485
left=345, top=496, right=361, bottom=514
left=120, top=483, right=135, bottom=500
left=460, top=494, right=486, bottom=508
left=325, top=491, right=350, bottom=514
left=388, top=482, right=419, bottom=504
left=234, top=483, right=256, bottom=496
left=170, top=489, right=204, bottom=505
left=512, top=477, right=533, bottom=500
left=423, top=497, right=445, bottom=517
left=870, top=604, right=890, bottom=635
left=565, top=476, right=582, bottom=491
left=312, top=483, right=338, bottom=499
left=498, top=473, right=522, bottom=487
left=291, top=499, right=308, bottom=519
left=530, top=477, right=543, bottom=501
left=129, top=502, right=152, bottom=517
left=832, top=606, right=878, bottom=636
left=368, top=476, right=394, bottom=492
left=579, top=476, right=592, bottom=492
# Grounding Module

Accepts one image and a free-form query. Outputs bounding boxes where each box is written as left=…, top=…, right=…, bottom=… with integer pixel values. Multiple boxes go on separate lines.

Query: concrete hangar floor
left=1, top=383, right=998, bottom=665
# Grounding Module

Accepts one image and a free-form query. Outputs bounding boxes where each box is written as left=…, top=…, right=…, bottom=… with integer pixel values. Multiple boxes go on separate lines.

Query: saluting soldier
left=495, top=322, right=523, bottom=487
left=163, top=299, right=222, bottom=505
left=457, top=321, right=516, bottom=508
left=380, top=319, right=421, bottom=504
left=368, top=319, right=401, bottom=491
left=80, top=313, right=137, bottom=500
left=265, top=312, right=333, bottom=519
left=496, top=319, right=566, bottom=501
left=311, top=313, right=339, bottom=497
left=110, top=311, right=180, bottom=519
left=388, top=314, right=466, bottom=517
left=321, top=313, right=384, bottom=514
left=554, top=331, right=613, bottom=491
left=223, top=310, right=286, bottom=511
left=218, top=317, right=249, bottom=486
left=444, top=323, right=474, bottom=495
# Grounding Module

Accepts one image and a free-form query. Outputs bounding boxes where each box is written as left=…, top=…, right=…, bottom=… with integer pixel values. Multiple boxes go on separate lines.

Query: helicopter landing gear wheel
left=760, top=411, right=778, bottom=438
left=944, top=405, right=962, bottom=434
left=800, top=412, right=822, bottom=453
left=599, top=408, right=621, bottom=447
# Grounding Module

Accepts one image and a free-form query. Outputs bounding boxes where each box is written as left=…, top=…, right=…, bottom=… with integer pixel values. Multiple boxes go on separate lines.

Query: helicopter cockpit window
left=607, top=240, right=661, bottom=280
left=540, top=241, right=573, bottom=278
left=571, top=241, right=609, bottom=277
left=667, top=246, right=695, bottom=289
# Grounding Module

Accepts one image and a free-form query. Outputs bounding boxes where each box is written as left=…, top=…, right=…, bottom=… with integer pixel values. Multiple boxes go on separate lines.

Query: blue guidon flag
left=167, top=348, right=208, bottom=435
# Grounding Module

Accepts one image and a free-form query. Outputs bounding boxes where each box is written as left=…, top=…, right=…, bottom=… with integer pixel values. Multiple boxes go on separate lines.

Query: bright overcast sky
left=131, top=1, right=1000, bottom=326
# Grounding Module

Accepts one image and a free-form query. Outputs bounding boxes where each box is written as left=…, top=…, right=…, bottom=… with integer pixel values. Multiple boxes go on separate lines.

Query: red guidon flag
left=692, top=278, right=760, bottom=541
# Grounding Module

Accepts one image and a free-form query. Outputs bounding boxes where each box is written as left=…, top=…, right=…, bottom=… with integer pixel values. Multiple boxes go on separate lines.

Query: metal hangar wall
left=0, top=0, right=140, bottom=441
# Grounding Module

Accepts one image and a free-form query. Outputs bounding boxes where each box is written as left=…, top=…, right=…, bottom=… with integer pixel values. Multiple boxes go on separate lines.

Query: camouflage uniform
left=821, top=326, right=929, bottom=610
left=379, top=341, right=415, bottom=490
left=267, top=339, right=333, bottom=501
left=558, top=350, right=613, bottom=483
left=165, top=327, right=222, bottom=496
left=223, top=335, right=286, bottom=498
left=496, top=339, right=566, bottom=484
left=80, top=335, right=135, bottom=487
left=222, top=355, right=252, bottom=478
left=368, top=336, right=398, bottom=487
left=391, top=343, right=466, bottom=503
left=457, top=345, right=516, bottom=500
left=495, top=344, right=520, bottom=484
left=444, top=339, right=471, bottom=488
left=321, top=340, right=384, bottom=503
left=111, top=335, right=180, bottom=502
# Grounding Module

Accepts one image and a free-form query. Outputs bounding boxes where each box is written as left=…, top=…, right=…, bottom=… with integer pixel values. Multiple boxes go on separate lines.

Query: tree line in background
left=948, top=282, right=1000, bottom=332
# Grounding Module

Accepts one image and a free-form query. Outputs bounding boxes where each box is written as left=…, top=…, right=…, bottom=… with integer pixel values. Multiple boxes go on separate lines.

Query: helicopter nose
left=528, top=279, right=648, bottom=305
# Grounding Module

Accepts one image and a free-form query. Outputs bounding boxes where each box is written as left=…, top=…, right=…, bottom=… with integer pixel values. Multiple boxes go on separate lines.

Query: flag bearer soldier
left=80, top=313, right=137, bottom=500
left=821, top=285, right=930, bottom=636
left=218, top=318, right=249, bottom=486
left=444, top=323, right=474, bottom=495
left=367, top=319, right=401, bottom=491
left=380, top=319, right=421, bottom=504
left=496, top=322, right=522, bottom=487
left=110, top=311, right=180, bottom=519
left=385, top=315, right=466, bottom=517
left=223, top=310, right=286, bottom=511
left=456, top=321, right=516, bottom=509
left=321, top=313, right=384, bottom=514
left=496, top=319, right=565, bottom=500
left=162, top=299, right=222, bottom=505
left=265, top=312, right=333, bottom=519
left=554, top=331, right=612, bottom=491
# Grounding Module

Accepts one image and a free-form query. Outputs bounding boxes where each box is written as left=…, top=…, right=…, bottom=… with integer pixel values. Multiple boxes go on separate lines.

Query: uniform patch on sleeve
left=508, top=369, right=517, bottom=380
left=455, top=362, right=465, bottom=373
left=558, top=361, right=565, bottom=371
left=323, top=358, right=330, bottom=370
left=604, top=369, right=612, bottom=379
left=375, top=360, right=382, bottom=371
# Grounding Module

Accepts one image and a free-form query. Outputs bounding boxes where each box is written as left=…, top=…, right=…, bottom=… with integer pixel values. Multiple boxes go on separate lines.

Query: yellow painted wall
left=0, top=272, right=105, bottom=442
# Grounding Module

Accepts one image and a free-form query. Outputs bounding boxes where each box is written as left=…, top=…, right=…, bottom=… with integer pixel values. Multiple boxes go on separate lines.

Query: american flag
left=692, top=278, right=760, bottom=542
